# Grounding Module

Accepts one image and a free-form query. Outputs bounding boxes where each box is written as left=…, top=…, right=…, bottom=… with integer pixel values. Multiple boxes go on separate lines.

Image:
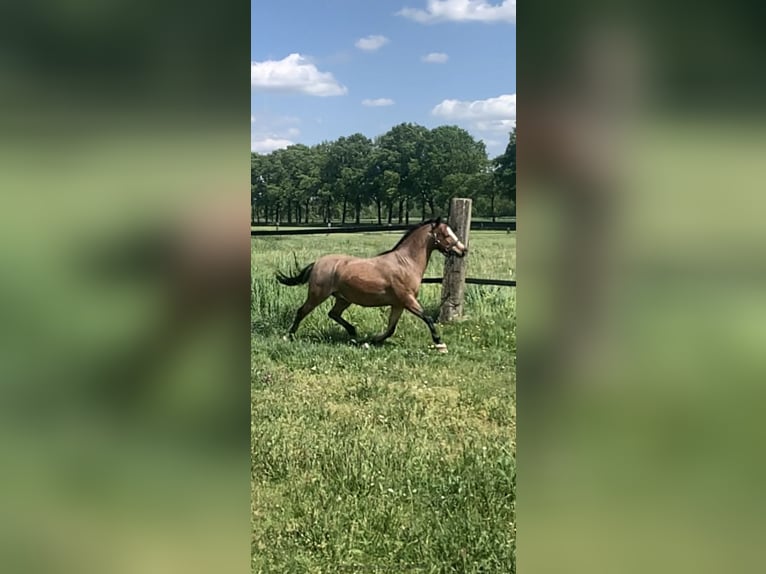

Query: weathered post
left=438, top=198, right=472, bottom=322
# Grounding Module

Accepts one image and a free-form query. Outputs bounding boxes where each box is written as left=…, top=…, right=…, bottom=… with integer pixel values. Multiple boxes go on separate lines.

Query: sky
left=251, top=0, right=516, bottom=158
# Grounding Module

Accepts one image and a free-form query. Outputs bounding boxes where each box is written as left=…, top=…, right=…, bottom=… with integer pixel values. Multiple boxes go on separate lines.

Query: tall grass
left=252, top=231, right=516, bottom=573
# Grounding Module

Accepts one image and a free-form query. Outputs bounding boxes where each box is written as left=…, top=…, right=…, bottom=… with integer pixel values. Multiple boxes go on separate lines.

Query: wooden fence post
left=438, top=198, right=472, bottom=322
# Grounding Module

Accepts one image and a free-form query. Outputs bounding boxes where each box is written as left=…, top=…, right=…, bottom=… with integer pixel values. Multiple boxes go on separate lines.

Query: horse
left=276, top=217, right=467, bottom=352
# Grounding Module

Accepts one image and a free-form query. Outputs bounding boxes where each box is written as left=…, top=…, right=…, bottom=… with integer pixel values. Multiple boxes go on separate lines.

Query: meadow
left=251, top=230, right=516, bottom=573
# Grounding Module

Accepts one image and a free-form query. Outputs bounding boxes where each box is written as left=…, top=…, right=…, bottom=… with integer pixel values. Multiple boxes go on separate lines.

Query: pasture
left=251, top=230, right=516, bottom=573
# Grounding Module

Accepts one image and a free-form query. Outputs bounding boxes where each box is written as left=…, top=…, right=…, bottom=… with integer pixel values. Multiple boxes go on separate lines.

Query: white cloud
left=422, top=52, right=449, bottom=63
left=251, top=53, right=347, bottom=96
left=475, top=119, right=516, bottom=131
left=355, top=35, right=390, bottom=51
left=251, top=114, right=302, bottom=153
left=362, top=98, right=395, bottom=107
left=432, top=95, right=516, bottom=149
left=251, top=137, right=295, bottom=154
left=398, top=0, right=516, bottom=24
left=432, top=93, right=516, bottom=122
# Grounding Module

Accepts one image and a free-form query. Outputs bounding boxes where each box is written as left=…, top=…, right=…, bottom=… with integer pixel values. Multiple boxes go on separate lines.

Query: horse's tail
left=276, top=262, right=315, bottom=286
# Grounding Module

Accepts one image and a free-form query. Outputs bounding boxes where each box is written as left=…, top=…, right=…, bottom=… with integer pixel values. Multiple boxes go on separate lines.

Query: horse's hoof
left=434, top=343, right=448, bottom=354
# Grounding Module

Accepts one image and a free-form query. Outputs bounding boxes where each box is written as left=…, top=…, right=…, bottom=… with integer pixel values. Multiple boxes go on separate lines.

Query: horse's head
left=430, top=217, right=468, bottom=258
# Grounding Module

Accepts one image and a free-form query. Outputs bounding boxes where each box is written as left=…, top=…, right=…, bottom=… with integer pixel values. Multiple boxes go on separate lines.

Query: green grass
left=252, top=231, right=516, bottom=573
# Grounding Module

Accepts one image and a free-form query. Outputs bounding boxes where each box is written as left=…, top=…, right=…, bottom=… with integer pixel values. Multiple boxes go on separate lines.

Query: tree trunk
left=428, top=197, right=435, bottom=218
left=405, top=197, right=410, bottom=225
left=354, top=194, right=361, bottom=225
left=305, top=200, right=310, bottom=223
left=421, top=196, right=426, bottom=221
left=286, top=200, right=292, bottom=224
left=387, top=201, right=393, bottom=224
left=296, top=202, right=301, bottom=224
left=491, top=192, right=496, bottom=223
left=341, top=195, right=348, bottom=224
left=397, top=198, right=404, bottom=224
left=377, top=199, right=382, bottom=225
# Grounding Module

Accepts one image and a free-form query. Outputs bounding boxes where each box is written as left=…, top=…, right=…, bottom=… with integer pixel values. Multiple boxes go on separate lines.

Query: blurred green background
left=520, top=2, right=766, bottom=573
left=0, top=1, right=249, bottom=572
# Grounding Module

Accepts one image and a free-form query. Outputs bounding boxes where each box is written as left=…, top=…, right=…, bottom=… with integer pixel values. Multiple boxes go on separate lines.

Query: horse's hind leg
left=328, top=297, right=358, bottom=340
left=287, top=301, right=313, bottom=337
left=287, top=292, right=327, bottom=337
left=370, top=306, right=403, bottom=344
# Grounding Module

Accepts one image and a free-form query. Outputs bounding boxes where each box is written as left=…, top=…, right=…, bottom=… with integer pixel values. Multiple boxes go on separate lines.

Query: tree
left=251, top=153, right=268, bottom=223
left=493, top=127, right=516, bottom=215
left=423, top=125, right=487, bottom=217
left=378, top=123, right=429, bottom=224
left=346, top=134, right=373, bottom=224
left=279, top=144, right=319, bottom=223
left=319, top=134, right=372, bottom=224
left=318, top=139, right=343, bottom=223
left=250, top=122, right=507, bottom=225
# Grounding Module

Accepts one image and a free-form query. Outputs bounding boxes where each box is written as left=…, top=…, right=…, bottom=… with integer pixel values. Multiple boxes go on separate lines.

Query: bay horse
left=276, top=218, right=467, bottom=352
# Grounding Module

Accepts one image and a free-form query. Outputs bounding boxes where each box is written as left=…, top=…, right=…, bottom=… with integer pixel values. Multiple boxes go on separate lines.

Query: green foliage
left=493, top=128, right=516, bottom=214
left=251, top=123, right=517, bottom=224
left=252, top=231, right=516, bottom=573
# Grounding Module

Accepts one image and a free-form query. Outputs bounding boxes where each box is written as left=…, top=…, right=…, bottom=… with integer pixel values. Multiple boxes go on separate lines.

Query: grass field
left=251, top=230, right=516, bottom=573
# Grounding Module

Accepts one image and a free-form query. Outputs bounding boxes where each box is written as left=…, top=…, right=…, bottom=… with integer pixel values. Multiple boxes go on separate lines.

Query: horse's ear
left=432, top=216, right=441, bottom=227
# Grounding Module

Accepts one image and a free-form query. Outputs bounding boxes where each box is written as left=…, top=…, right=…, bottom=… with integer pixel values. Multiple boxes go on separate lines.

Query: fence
left=251, top=198, right=514, bottom=321
left=251, top=220, right=514, bottom=236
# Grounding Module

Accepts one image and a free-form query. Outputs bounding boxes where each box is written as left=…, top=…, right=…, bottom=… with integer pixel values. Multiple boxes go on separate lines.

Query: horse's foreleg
left=370, top=306, right=403, bottom=344
left=403, top=298, right=447, bottom=352
left=328, top=298, right=357, bottom=339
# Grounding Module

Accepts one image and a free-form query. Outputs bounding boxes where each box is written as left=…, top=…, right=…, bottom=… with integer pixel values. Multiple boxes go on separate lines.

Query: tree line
left=251, top=123, right=516, bottom=225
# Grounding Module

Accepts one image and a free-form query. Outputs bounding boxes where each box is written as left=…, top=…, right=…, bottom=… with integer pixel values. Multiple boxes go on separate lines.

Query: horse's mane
left=378, top=219, right=439, bottom=255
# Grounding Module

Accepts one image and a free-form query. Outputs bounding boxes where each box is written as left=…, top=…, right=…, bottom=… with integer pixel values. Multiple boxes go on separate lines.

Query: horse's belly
left=337, top=283, right=393, bottom=307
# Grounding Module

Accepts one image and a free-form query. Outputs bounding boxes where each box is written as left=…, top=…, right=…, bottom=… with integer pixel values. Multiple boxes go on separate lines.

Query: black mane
left=378, top=218, right=440, bottom=255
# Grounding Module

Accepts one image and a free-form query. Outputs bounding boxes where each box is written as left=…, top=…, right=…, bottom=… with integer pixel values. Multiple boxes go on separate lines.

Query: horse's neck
left=399, top=228, right=433, bottom=273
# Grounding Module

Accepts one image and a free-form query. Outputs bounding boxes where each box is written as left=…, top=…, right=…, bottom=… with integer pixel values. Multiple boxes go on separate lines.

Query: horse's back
left=307, top=254, right=357, bottom=287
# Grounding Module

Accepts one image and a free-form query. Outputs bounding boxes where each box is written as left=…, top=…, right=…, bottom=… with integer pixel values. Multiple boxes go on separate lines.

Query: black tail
left=276, top=262, right=315, bottom=286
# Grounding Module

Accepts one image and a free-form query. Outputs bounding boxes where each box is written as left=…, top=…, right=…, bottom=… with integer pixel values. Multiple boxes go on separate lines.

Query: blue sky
left=251, top=0, right=516, bottom=157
